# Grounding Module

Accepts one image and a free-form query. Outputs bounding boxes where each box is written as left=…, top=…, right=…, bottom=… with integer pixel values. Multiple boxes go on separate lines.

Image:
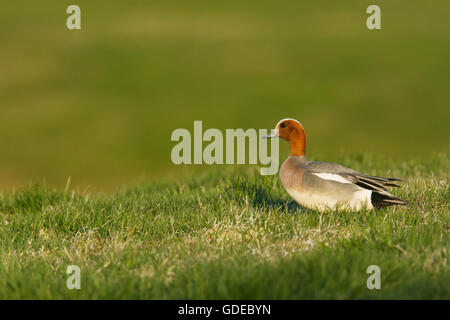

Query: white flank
left=348, top=189, right=373, bottom=211
left=312, top=172, right=352, bottom=184
left=285, top=188, right=373, bottom=212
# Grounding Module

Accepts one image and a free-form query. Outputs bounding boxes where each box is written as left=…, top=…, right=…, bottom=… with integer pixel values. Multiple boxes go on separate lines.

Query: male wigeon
left=264, top=118, right=408, bottom=212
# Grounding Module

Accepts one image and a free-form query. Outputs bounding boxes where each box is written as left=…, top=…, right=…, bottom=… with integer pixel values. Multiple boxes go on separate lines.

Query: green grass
left=0, top=153, right=448, bottom=299
left=0, top=0, right=449, bottom=300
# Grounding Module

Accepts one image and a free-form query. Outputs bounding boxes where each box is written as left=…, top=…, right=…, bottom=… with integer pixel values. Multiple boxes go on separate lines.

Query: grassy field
left=0, top=1, right=449, bottom=300
left=0, top=153, right=447, bottom=299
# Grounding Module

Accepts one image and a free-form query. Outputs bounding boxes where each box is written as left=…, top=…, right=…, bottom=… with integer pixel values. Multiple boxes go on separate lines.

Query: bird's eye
left=280, top=123, right=287, bottom=128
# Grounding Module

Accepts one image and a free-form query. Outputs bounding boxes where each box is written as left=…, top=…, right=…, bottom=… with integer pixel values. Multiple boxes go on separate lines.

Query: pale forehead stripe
left=276, top=118, right=304, bottom=128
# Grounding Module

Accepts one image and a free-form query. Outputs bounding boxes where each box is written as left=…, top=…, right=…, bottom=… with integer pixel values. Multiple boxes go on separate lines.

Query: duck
left=263, top=118, right=408, bottom=212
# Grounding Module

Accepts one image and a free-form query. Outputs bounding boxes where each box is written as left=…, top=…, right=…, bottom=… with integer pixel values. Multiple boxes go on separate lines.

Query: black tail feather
left=364, top=175, right=402, bottom=182
left=371, top=191, right=409, bottom=209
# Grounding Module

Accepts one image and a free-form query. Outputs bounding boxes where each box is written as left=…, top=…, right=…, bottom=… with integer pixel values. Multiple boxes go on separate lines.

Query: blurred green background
left=0, top=1, right=449, bottom=191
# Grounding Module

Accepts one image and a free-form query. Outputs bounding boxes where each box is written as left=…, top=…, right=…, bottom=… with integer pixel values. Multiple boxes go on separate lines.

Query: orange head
left=264, top=118, right=307, bottom=156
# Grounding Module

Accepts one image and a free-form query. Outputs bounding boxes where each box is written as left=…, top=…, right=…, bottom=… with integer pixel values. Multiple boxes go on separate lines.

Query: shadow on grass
left=251, top=186, right=306, bottom=214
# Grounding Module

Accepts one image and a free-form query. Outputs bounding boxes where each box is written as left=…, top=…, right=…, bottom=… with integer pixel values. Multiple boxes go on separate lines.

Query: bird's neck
left=289, top=130, right=306, bottom=157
